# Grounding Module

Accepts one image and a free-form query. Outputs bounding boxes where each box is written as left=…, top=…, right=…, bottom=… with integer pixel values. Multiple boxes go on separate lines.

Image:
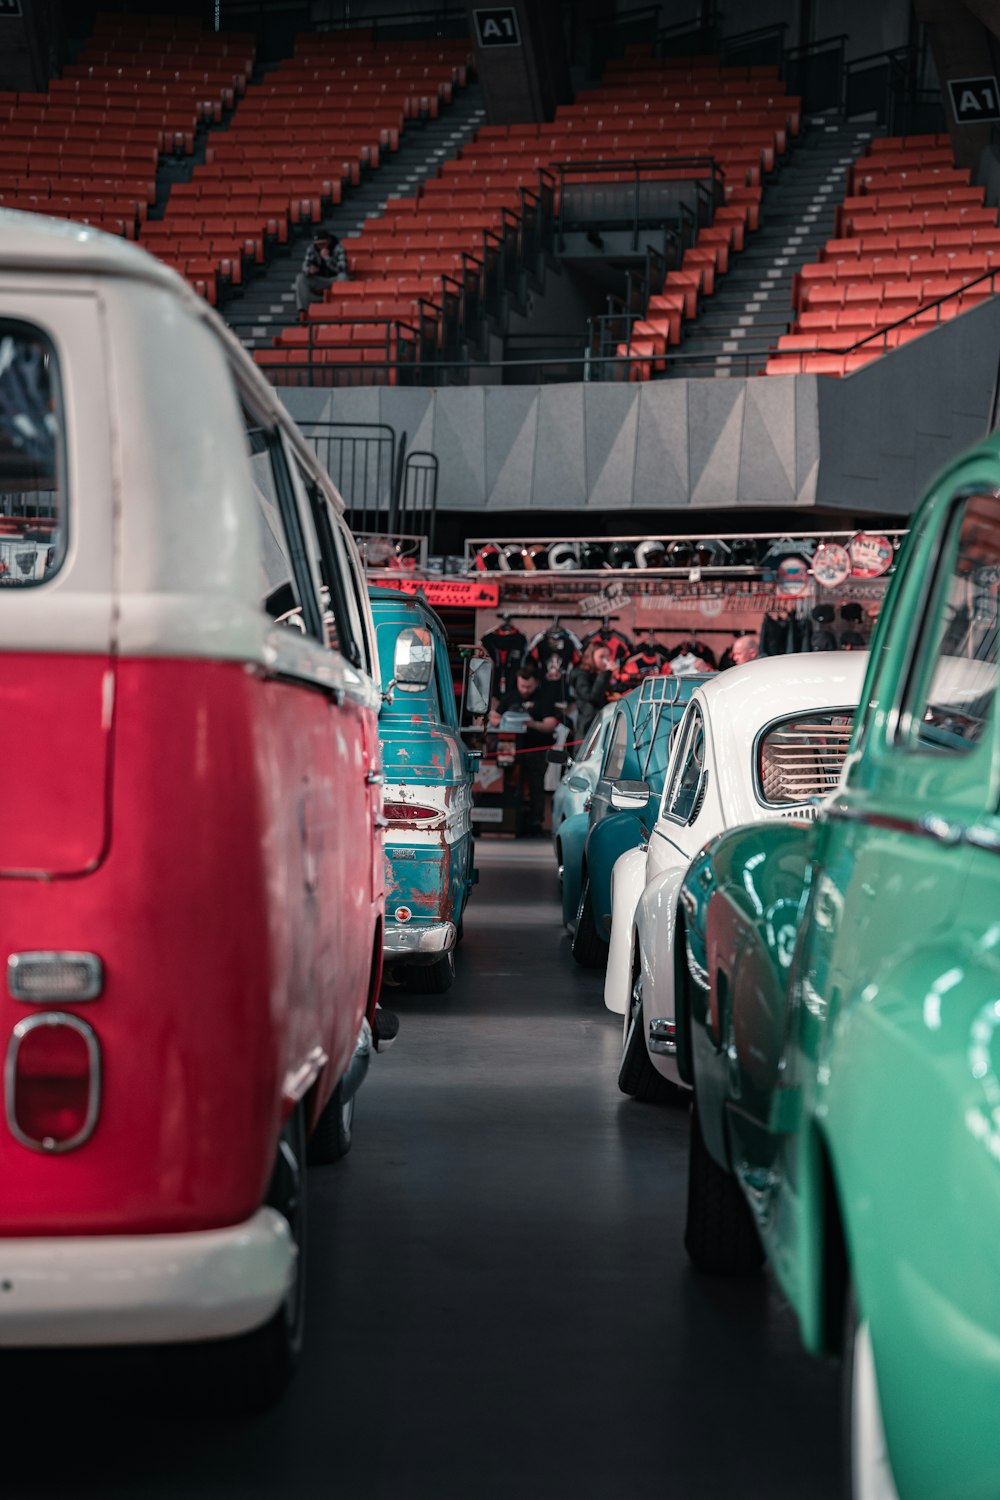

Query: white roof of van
left=0, top=207, right=189, bottom=298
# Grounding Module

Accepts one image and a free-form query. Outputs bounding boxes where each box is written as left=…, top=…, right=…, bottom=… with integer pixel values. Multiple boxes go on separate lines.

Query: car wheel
left=307, top=1077, right=354, bottom=1164
left=844, top=1288, right=900, bottom=1500
left=406, top=950, right=455, bottom=994
left=186, top=1106, right=307, bottom=1413
left=571, top=875, right=606, bottom=969
left=684, top=1099, right=764, bottom=1276
left=618, top=965, right=682, bottom=1102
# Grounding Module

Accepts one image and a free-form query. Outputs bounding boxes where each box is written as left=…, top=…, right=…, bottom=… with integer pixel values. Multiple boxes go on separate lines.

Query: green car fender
left=679, top=820, right=818, bottom=1170
left=810, top=940, right=1000, bottom=1500
left=559, top=811, right=590, bottom=930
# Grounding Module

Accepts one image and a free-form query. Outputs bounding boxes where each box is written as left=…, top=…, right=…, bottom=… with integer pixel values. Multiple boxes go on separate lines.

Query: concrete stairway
left=665, top=119, right=883, bottom=378
left=224, top=83, right=486, bottom=351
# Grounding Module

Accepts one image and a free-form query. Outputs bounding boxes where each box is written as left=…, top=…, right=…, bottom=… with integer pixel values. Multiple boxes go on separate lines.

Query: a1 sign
left=474, top=7, right=522, bottom=48
left=948, top=75, right=1000, bottom=124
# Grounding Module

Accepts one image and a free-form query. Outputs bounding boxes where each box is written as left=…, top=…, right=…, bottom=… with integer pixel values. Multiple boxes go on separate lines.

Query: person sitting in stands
left=295, top=232, right=349, bottom=322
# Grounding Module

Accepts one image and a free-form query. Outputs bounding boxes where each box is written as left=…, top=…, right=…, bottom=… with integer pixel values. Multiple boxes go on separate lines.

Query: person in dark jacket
left=295, top=231, right=349, bottom=319
left=570, top=640, right=613, bottom=740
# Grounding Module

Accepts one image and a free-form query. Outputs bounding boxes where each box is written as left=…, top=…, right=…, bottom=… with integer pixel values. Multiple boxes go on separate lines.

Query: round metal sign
left=811, top=542, right=852, bottom=588
left=848, top=532, right=893, bottom=578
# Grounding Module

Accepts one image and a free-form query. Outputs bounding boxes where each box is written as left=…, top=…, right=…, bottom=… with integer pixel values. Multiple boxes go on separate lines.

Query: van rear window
left=0, top=325, right=65, bottom=587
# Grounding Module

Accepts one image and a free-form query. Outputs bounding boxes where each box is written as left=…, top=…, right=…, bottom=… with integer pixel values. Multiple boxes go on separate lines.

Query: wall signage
left=377, top=577, right=500, bottom=607
left=948, top=76, right=1000, bottom=124
left=474, top=7, right=522, bottom=48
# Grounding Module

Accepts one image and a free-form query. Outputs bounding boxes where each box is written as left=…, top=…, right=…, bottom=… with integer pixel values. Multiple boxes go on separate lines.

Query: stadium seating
left=152, top=29, right=472, bottom=324
left=263, top=48, right=798, bottom=385
left=766, top=133, right=999, bottom=376
left=0, top=13, right=251, bottom=264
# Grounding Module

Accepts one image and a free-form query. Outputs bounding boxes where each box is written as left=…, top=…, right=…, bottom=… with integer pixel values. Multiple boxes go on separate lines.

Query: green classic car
left=675, top=463, right=999, bottom=1500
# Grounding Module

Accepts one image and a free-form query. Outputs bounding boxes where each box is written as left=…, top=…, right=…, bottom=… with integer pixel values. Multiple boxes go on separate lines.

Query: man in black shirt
left=490, top=664, right=562, bottom=835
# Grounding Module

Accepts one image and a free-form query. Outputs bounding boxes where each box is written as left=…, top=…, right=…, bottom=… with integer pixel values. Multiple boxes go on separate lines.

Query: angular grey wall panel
left=432, top=388, right=487, bottom=508
left=485, top=386, right=538, bottom=509
left=276, top=305, right=998, bottom=517
left=817, top=297, right=1000, bottom=515
left=633, top=382, right=690, bottom=509
left=738, top=378, right=799, bottom=506
left=534, top=384, right=587, bottom=508
left=584, top=384, right=640, bottom=509
left=794, top=374, right=820, bottom=500
left=689, top=381, right=745, bottom=507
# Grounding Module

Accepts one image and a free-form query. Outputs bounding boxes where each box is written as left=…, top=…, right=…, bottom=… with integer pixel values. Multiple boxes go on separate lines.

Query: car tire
left=843, top=1287, right=900, bottom=1500
left=618, top=966, right=682, bottom=1102
left=571, top=875, right=606, bottom=969
left=307, top=1077, right=354, bottom=1164
left=406, top=950, right=455, bottom=994
left=684, top=1100, right=764, bottom=1276
left=185, top=1106, right=307, bottom=1413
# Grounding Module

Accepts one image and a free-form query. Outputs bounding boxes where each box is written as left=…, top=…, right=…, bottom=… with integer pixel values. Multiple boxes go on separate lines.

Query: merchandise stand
left=361, top=528, right=906, bottom=836
left=462, top=529, right=906, bottom=834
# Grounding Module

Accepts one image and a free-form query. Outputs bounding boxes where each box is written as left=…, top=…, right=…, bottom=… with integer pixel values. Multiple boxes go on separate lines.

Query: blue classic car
left=551, top=699, right=617, bottom=873
left=561, top=674, right=707, bottom=967
left=370, top=586, right=490, bottom=993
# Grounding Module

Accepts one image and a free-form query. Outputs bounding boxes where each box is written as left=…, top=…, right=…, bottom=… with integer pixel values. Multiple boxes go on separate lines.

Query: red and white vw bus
left=0, top=209, right=384, bottom=1406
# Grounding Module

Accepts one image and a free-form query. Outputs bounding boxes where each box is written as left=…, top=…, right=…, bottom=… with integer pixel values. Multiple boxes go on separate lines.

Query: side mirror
left=462, top=652, right=493, bottom=720
left=547, top=746, right=569, bottom=766
left=393, top=626, right=434, bottom=692
left=611, top=778, right=650, bottom=811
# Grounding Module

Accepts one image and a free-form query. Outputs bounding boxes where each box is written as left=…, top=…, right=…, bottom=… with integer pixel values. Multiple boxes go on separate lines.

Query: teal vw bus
left=369, top=586, right=491, bottom=993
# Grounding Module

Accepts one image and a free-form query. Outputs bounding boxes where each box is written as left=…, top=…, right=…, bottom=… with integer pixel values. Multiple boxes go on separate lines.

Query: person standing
left=570, top=640, right=613, bottom=740
left=490, top=663, right=562, bottom=836
left=295, top=231, right=349, bottom=320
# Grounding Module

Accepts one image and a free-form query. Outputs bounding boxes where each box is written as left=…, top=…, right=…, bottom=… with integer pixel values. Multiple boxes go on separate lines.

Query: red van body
left=0, top=209, right=384, bottom=1400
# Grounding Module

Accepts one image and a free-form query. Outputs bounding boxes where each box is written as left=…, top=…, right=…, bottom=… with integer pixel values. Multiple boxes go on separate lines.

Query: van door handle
left=366, top=770, right=385, bottom=786
left=374, top=814, right=388, bottom=830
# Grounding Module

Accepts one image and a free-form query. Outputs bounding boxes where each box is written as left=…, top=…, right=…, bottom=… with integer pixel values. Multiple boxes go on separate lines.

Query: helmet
left=474, top=543, right=508, bottom=572
left=547, top=541, right=580, bottom=571
left=580, top=542, right=607, bottom=570
left=606, top=542, right=635, bottom=569
left=634, top=539, right=667, bottom=569
left=666, top=540, right=694, bottom=568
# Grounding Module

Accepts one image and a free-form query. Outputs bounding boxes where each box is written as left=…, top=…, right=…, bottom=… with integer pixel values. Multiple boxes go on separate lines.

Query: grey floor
left=6, top=841, right=841, bottom=1499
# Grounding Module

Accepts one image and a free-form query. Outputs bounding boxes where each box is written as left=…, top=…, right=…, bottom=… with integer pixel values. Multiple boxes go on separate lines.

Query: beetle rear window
left=0, top=326, right=65, bottom=588
left=757, top=712, right=855, bottom=804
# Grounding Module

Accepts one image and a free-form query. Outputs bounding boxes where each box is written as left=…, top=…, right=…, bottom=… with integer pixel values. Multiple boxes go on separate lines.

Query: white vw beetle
left=605, top=652, right=869, bottom=1100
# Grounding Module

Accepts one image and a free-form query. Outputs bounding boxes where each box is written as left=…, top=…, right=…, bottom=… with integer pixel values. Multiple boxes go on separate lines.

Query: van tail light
left=382, top=803, right=439, bottom=822
left=6, top=1014, right=101, bottom=1153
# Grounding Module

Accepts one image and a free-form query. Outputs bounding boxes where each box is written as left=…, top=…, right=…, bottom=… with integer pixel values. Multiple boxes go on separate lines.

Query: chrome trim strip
left=8, top=952, right=103, bottom=1003
left=824, top=803, right=1000, bottom=855
left=5, top=1012, right=102, bottom=1153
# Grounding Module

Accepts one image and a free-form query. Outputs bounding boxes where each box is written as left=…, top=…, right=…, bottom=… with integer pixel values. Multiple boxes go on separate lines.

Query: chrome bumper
left=0, top=1208, right=295, bottom=1347
left=383, top=920, right=456, bottom=962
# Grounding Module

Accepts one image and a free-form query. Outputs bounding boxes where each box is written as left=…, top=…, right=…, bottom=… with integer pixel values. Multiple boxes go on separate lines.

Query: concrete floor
left=4, top=842, right=841, bottom=1499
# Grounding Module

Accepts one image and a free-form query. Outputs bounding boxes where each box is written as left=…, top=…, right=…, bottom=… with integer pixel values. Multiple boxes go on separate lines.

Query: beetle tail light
left=382, top=803, right=439, bottom=822
left=6, top=1014, right=101, bottom=1153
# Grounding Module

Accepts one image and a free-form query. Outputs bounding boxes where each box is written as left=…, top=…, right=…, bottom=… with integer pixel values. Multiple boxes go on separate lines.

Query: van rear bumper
left=383, top=919, right=456, bottom=963
left=0, top=1207, right=294, bottom=1347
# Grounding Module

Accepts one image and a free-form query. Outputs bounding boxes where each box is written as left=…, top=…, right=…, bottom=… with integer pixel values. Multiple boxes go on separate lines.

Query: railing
left=300, top=421, right=397, bottom=536
left=551, top=156, right=723, bottom=253
left=299, top=420, right=438, bottom=548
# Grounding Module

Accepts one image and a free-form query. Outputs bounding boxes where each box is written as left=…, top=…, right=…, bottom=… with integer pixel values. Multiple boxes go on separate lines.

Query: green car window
left=903, top=491, right=999, bottom=754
